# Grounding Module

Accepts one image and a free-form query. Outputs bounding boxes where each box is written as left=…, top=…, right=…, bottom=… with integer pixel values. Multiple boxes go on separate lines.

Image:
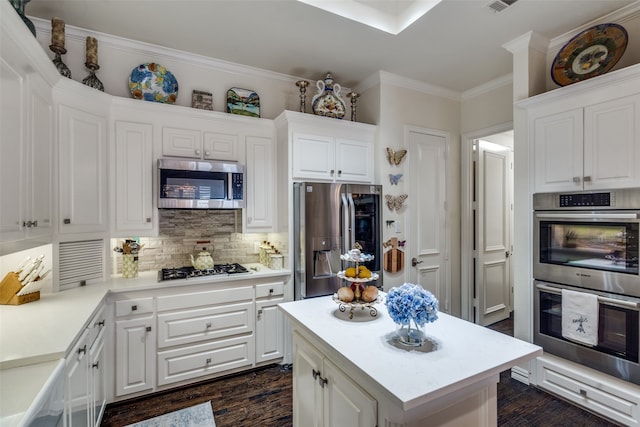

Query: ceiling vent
left=488, top=0, right=518, bottom=12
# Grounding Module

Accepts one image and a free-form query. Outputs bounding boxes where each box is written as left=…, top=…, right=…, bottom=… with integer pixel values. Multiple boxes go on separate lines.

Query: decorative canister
left=269, top=252, right=284, bottom=270
left=122, top=254, right=138, bottom=278
left=259, top=241, right=270, bottom=266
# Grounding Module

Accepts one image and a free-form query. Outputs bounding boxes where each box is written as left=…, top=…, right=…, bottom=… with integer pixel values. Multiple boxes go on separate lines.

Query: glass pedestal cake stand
left=333, top=252, right=381, bottom=319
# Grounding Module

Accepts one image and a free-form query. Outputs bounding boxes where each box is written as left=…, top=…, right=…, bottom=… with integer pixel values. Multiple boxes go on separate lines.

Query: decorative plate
left=551, top=23, right=628, bottom=87
left=129, top=63, right=178, bottom=104
left=227, top=87, right=260, bottom=118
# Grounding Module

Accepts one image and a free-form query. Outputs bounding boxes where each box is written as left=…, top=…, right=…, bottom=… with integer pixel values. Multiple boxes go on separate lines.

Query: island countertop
left=278, top=295, right=542, bottom=417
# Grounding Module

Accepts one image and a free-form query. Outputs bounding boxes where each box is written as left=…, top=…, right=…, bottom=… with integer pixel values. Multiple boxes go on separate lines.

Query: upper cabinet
left=521, top=64, right=640, bottom=194
left=0, top=8, right=58, bottom=253
left=55, top=80, right=110, bottom=235
left=276, top=111, right=376, bottom=184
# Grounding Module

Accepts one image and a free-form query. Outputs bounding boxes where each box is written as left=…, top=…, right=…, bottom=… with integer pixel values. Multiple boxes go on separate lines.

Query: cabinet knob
left=583, top=176, right=592, bottom=182
left=95, top=320, right=105, bottom=328
left=146, top=217, right=151, bottom=223
left=132, top=305, right=138, bottom=311
left=206, top=358, right=212, bottom=364
left=205, top=322, right=212, bottom=328
left=269, top=288, right=274, bottom=294
left=572, top=177, right=581, bottom=183
left=195, top=149, right=201, bottom=156
left=93, top=361, right=100, bottom=370
left=78, top=345, right=87, bottom=355
left=337, top=170, right=342, bottom=176
left=63, top=218, right=71, bottom=224
left=330, top=169, right=335, bottom=176
left=146, top=326, right=152, bottom=332
left=205, top=151, right=211, bottom=156
left=257, top=309, right=263, bottom=319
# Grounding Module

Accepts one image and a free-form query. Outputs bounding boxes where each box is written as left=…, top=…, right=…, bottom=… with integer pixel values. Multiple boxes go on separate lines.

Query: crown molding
left=548, top=2, right=640, bottom=52
left=378, top=70, right=461, bottom=101
left=31, top=16, right=305, bottom=85
left=461, top=73, right=512, bottom=101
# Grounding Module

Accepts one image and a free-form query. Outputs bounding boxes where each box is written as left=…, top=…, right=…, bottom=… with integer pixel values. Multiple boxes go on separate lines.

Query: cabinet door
left=114, top=121, right=154, bottom=234
left=58, top=105, right=107, bottom=233
left=323, top=358, right=377, bottom=427
left=293, top=334, right=324, bottom=427
left=26, top=72, right=54, bottom=239
left=533, top=108, right=583, bottom=193
left=115, top=316, right=155, bottom=396
left=162, top=126, right=201, bottom=158
left=256, top=297, right=284, bottom=363
left=90, top=331, right=106, bottom=426
left=65, top=331, right=90, bottom=427
left=245, top=135, right=275, bottom=232
left=0, top=57, right=25, bottom=240
left=584, top=94, right=640, bottom=190
left=292, top=133, right=335, bottom=181
left=335, top=138, right=373, bottom=183
left=203, top=131, right=239, bottom=161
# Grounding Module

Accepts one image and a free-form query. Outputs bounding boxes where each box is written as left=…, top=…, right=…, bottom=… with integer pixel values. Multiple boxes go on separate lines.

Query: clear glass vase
left=396, top=319, right=425, bottom=347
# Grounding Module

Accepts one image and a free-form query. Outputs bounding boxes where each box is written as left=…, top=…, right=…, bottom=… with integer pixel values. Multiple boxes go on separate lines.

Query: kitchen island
left=278, top=296, right=542, bottom=427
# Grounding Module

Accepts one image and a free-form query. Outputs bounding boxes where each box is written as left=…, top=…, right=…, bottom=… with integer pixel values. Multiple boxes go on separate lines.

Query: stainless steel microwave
left=158, top=158, right=245, bottom=209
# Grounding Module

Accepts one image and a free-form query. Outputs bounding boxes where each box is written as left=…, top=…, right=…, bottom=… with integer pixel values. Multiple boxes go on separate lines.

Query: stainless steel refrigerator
left=293, top=182, right=382, bottom=299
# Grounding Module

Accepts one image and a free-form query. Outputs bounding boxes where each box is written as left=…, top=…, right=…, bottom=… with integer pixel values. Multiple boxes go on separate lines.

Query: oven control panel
left=559, top=192, right=612, bottom=207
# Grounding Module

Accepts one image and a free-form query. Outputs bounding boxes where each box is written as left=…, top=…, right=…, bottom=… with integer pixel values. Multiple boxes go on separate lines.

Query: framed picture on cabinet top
left=192, top=90, right=213, bottom=110
left=226, top=87, right=260, bottom=118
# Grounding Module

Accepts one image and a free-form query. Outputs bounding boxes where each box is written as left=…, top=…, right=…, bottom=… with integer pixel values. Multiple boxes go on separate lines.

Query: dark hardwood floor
left=101, top=316, right=619, bottom=426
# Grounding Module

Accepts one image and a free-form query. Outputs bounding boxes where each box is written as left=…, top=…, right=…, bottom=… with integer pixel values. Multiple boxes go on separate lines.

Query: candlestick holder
left=49, top=17, right=71, bottom=79
left=50, top=47, right=71, bottom=79
left=347, top=92, right=360, bottom=122
left=82, top=64, right=104, bottom=92
left=295, top=80, right=309, bottom=113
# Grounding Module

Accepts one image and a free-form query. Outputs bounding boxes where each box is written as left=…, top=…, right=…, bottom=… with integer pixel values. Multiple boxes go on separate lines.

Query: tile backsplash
left=111, top=210, right=285, bottom=273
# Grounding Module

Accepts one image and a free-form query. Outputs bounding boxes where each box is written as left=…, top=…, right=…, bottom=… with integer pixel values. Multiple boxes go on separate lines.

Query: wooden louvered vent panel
left=59, top=239, right=104, bottom=290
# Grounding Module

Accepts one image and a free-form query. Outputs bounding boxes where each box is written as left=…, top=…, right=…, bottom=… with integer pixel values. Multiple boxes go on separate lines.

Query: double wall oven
left=533, top=188, right=640, bottom=384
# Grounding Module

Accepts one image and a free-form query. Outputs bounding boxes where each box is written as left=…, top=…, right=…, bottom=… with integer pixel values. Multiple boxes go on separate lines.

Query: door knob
left=411, top=257, right=423, bottom=267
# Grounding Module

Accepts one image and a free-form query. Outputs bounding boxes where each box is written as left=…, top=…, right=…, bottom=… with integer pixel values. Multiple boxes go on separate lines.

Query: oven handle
left=535, top=213, right=639, bottom=220
left=536, top=283, right=640, bottom=311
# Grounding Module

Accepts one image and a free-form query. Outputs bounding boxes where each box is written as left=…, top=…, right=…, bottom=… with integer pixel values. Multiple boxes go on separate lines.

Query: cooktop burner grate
left=158, top=263, right=250, bottom=281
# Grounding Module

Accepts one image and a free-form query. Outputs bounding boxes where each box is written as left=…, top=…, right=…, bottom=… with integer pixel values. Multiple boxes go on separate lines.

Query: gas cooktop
left=158, top=263, right=250, bottom=281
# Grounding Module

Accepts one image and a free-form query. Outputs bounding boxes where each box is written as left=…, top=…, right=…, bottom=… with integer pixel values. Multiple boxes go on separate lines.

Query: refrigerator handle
left=341, top=194, right=350, bottom=252
left=347, top=193, right=356, bottom=249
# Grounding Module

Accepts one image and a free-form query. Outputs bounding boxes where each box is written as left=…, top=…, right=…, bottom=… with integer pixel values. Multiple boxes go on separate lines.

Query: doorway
left=462, top=125, right=514, bottom=325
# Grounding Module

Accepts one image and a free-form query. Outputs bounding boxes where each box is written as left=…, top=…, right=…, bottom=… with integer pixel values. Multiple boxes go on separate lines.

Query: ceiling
left=25, top=0, right=637, bottom=93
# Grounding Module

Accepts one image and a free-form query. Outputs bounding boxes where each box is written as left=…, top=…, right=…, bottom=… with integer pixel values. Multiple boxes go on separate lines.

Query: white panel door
left=408, top=127, right=449, bottom=312
left=476, top=141, right=511, bottom=326
left=334, top=138, right=373, bottom=183
left=203, top=131, right=239, bottom=161
left=323, top=358, right=377, bottom=427
left=245, top=135, right=275, bottom=231
left=292, top=133, right=334, bottom=181
left=293, top=333, right=324, bottom=427
left=114, top=121, right=154, bottom=234
left=256, top=298, right=285, bottom=363
left=115, top=316, right=155, bottom=396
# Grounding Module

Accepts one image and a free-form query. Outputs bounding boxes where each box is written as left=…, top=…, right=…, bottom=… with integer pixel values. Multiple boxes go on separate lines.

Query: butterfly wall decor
left=385, top=194, right=408, bottom=212
left=386, top=148, right=407, bottom=166
left=389, top=173, right=403, bottom=185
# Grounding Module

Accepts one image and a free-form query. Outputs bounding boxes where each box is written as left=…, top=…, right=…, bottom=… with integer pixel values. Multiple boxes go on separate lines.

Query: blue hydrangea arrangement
left=385, top=283, right=439, bottom=327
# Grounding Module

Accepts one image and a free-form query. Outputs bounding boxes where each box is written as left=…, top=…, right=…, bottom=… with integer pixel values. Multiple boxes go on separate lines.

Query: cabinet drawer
left=157, top=301, right=253, bottom=348
left=255, top=282, right=285, bottom=299
left=157, top=335, right=254, bottom=386
left=156, top=286, right=253, bottom=312
left=115, top=297, right=154, bottom=317
left=537, top=356, right=640, bottom=426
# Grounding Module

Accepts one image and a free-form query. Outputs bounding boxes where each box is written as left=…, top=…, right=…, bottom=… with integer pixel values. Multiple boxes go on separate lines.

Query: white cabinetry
left=0, top=51, right=54, bottom=249
left=276, top=110, right=376, bottom=184
left=527, top=70, right=640, bottom=193
left=65, top=305, right=107, bottom=427
left=537, top=354, right=640, bottom=426
left=113, top=120, right=155, bottom=235
left=55, top=80, right=110, bottom=235
left=156, top=285, right=254, bottom=386
left=163, top=126, right=239, bottom=161
left=293, top=331, right=376, bottom=427
left=114, top=296, right=155, bottom=397
left=244, top=135, right=276, bottom=232
left=255, top=282, right=285, bottom=364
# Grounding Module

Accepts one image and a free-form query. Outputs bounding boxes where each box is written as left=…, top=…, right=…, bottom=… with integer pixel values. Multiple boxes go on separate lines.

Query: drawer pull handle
left=206, top=322, right=212, bottom=328
left=146, top=326, right=152, bottom=332
left=269, top=288, right=274, bottom=294
left=63, top=218, right=71, bottom=224
left=95, top=320, right=105, bottom=328
left=132, top=305, right=138, bottom=311
left=93, top=361, right=99, bottom=370
left=78, top=345, right=87, bottom=355
left=257, top=309, right=263, bottom=319
left=206, top=358, right=212, bottom=364
left=312, top=369, right=320, bottom=380
left=579, top=389, right=587, bottom=397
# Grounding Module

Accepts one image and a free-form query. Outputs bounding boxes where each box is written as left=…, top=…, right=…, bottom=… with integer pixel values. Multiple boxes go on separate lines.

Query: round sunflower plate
left=129, top=63, right=178, bottom=104
left=551, top=23, right=628, bottom=87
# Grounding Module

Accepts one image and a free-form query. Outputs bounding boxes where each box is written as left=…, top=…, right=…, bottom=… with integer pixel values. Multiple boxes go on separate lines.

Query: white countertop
left=0, top=264, right=290, bottom=425
left=279, top=296, right=542, bottom=413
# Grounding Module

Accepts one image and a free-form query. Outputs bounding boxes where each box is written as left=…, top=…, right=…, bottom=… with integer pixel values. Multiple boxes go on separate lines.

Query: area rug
left=125, top=401, right=216, bottom=427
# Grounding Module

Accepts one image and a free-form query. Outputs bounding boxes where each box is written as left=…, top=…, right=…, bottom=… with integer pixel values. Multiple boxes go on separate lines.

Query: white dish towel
left=561, top=288, right=599, bottom=347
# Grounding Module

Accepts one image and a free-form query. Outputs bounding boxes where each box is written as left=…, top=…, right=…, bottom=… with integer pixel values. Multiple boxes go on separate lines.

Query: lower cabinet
left=293, top=331, right=376, bottom=427
left=536, top=354, right=640, bottom=426
left=256, top=282, right=285, bottom=364
left=65, top=305, right=107, bottom=427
